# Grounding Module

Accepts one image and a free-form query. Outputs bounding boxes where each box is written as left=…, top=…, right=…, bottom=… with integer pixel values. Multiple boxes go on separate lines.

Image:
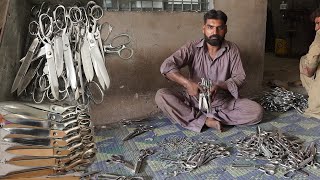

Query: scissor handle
left=69, top=6, right=83, bottom=24
left=53, top=5, right=66, bottom=31
left=118, top=46, right=134, bottom=60
left=38, top=13, right=53, bottom=43
left=110, top=34, right=131, bottom=48
left=28, top=21, right=39, bottom=36
left=86, top=81, right=104, bottom=104
left=90, top=5, right=103, bottom=20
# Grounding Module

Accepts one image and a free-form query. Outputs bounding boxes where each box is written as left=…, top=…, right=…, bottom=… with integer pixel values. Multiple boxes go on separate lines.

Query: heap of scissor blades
left=11, top=1, right=133, bottom=104
left=232, top=126, right=319, bottom=178
left=0, top=101, right=97, bottom=179
left=256, top=87, right=308, bottom=114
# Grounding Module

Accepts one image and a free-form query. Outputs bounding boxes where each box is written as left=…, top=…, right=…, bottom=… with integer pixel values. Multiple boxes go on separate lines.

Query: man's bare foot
left=205, top=117, right=222, bottom=132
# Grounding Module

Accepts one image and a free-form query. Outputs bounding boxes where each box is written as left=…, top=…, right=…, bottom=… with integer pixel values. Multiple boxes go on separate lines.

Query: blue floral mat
left=89, top=111, right=320, bottom=180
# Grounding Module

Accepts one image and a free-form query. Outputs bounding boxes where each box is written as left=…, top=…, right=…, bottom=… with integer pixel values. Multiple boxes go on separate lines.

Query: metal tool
left=3, top=130, right=93, bottom=147
left=106, top=155, right=134, bottom=171
left=134, top=148, right=154, bottom=174
left=4, top=116, right=78, bottom=130
left=6, top=137, right=94, bottom=157
left=97, top=173, right=144, bottom=180
left=1, top=156, right=92, bottom=179
left=3, top=125, right=81, bottom=138
left=123, top=125, right=153, bottom=141
left=103, top=33, right=133, bottom=60
left=1, top=103, right=50, bottom=119
left=11, top=38, right=40, bottom=93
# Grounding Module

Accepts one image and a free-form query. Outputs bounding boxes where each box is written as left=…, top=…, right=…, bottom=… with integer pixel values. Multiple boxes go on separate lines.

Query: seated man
left=155, top=9, right=263, bottom=133
left=300, top=8, right=320, bottom=119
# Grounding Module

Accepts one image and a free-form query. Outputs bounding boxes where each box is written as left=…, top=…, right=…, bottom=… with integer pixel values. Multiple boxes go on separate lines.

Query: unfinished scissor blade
left=2, top=104, right=49, bottom=119
left=3, top=127, right=66, bottom=138
left=2, top=167, right=57, bottom=179
left=3, top=134, right=68, bottom=147
left=4, top=114, right=50, bottom=128
left=23, top=103, right=73, bottom=114
left=11, top=38, right=40, bottom=93
left=6, top=146, right=70, bottom=157
left=7, top=157, right=58, bottom=167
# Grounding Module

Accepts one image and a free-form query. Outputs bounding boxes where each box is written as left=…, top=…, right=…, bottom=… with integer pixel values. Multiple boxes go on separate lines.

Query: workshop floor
left=88, top=53, right=319, bottom=179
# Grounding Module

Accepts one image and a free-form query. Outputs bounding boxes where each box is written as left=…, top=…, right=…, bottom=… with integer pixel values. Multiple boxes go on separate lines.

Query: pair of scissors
left=103, top=33, right=133, bottom=60
left=134, top=148, right=155, bottom=173
left=106, top=155, right=135, bottom=171
left=122, top=125, right=154, bottom=141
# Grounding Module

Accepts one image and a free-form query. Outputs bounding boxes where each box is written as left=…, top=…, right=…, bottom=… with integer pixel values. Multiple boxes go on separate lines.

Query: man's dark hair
left=310, top=8, right=320, bottom=21
left=204, top=9, right=228, bottom=24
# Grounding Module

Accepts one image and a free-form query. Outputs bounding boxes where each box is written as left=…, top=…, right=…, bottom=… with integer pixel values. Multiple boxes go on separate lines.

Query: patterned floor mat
left=89, top=111, right=320, bottom=180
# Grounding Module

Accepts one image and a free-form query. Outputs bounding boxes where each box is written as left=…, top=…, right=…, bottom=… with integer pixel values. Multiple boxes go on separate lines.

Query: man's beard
left=204, top=34, right=224, bottom=46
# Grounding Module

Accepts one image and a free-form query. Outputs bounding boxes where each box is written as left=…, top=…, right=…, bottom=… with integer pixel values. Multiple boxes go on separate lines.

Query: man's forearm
left=165, top=72, right=190, bottom=88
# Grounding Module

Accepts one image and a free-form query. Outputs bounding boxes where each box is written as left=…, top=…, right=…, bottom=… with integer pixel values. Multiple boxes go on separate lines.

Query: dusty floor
left=91, top=53, right=307, bottom=125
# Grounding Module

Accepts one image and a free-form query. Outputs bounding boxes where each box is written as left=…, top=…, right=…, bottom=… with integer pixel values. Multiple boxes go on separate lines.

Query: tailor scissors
left=123, top=125, right=154, bottom=141
left=54, top=5, right=78, bottom=91
left=103, top=33, right=134, bottom=60
left=86, top=3, right=110, bottom=90
left=36, top=13, right=60, bottom=100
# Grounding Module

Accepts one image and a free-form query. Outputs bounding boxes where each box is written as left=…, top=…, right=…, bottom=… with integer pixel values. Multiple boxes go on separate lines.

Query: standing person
left=300, top=8, right=320, bottom=119
left=155, top=9, right=263, bottom=133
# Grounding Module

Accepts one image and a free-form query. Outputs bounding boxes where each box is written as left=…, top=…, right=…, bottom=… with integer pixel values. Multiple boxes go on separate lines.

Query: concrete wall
left=91, top=0, right=268, bottom=124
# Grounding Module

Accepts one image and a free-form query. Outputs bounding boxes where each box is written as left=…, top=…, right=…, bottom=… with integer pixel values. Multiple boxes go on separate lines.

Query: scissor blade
left=20, top=46, right=45, bottom=63
left=6, top=146, right=70, bottom=157
left=22, top=103, right=69, bottom=114
left=88, top=33, right=110, bottom=89
left=3, top=134, right=67, bottom=147
left=81, top=35, right=94, bottom=82
left=7, top=157, right=57, bottom=167
left=17, top=57, right=44, bottom=96
left=1, top=167, right=57, bottom=179
left=91, top=55, right=105, bottom=90
left=11, top=38, right=40, bottom=93
left=2, top=104, right=49, bottom=118
left=53, top=35, right=64, bottom=77
left=62, top=33, right=77, bottom=91
left=45, top=43, right=60, bottom=100
left=3, top=127, right=66, bottom=138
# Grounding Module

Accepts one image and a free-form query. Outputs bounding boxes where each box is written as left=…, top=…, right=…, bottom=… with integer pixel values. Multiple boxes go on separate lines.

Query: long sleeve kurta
left=300, top=30, right=320, bottom=119
left=155, top=39, right=263, bottom=132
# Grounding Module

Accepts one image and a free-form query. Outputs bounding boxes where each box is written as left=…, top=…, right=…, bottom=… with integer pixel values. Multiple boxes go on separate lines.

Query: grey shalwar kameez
left=155, top=38, right=263, bottom=132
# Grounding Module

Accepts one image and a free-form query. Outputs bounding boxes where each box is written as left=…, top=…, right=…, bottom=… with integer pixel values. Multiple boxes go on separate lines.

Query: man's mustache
left=209, top=35, right=222, bottom=40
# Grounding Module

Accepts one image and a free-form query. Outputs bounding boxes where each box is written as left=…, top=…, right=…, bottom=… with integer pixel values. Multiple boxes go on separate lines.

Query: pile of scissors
left=0, top=101, right=97, bottom=179
left=11, top=1, right=133, bottom=104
